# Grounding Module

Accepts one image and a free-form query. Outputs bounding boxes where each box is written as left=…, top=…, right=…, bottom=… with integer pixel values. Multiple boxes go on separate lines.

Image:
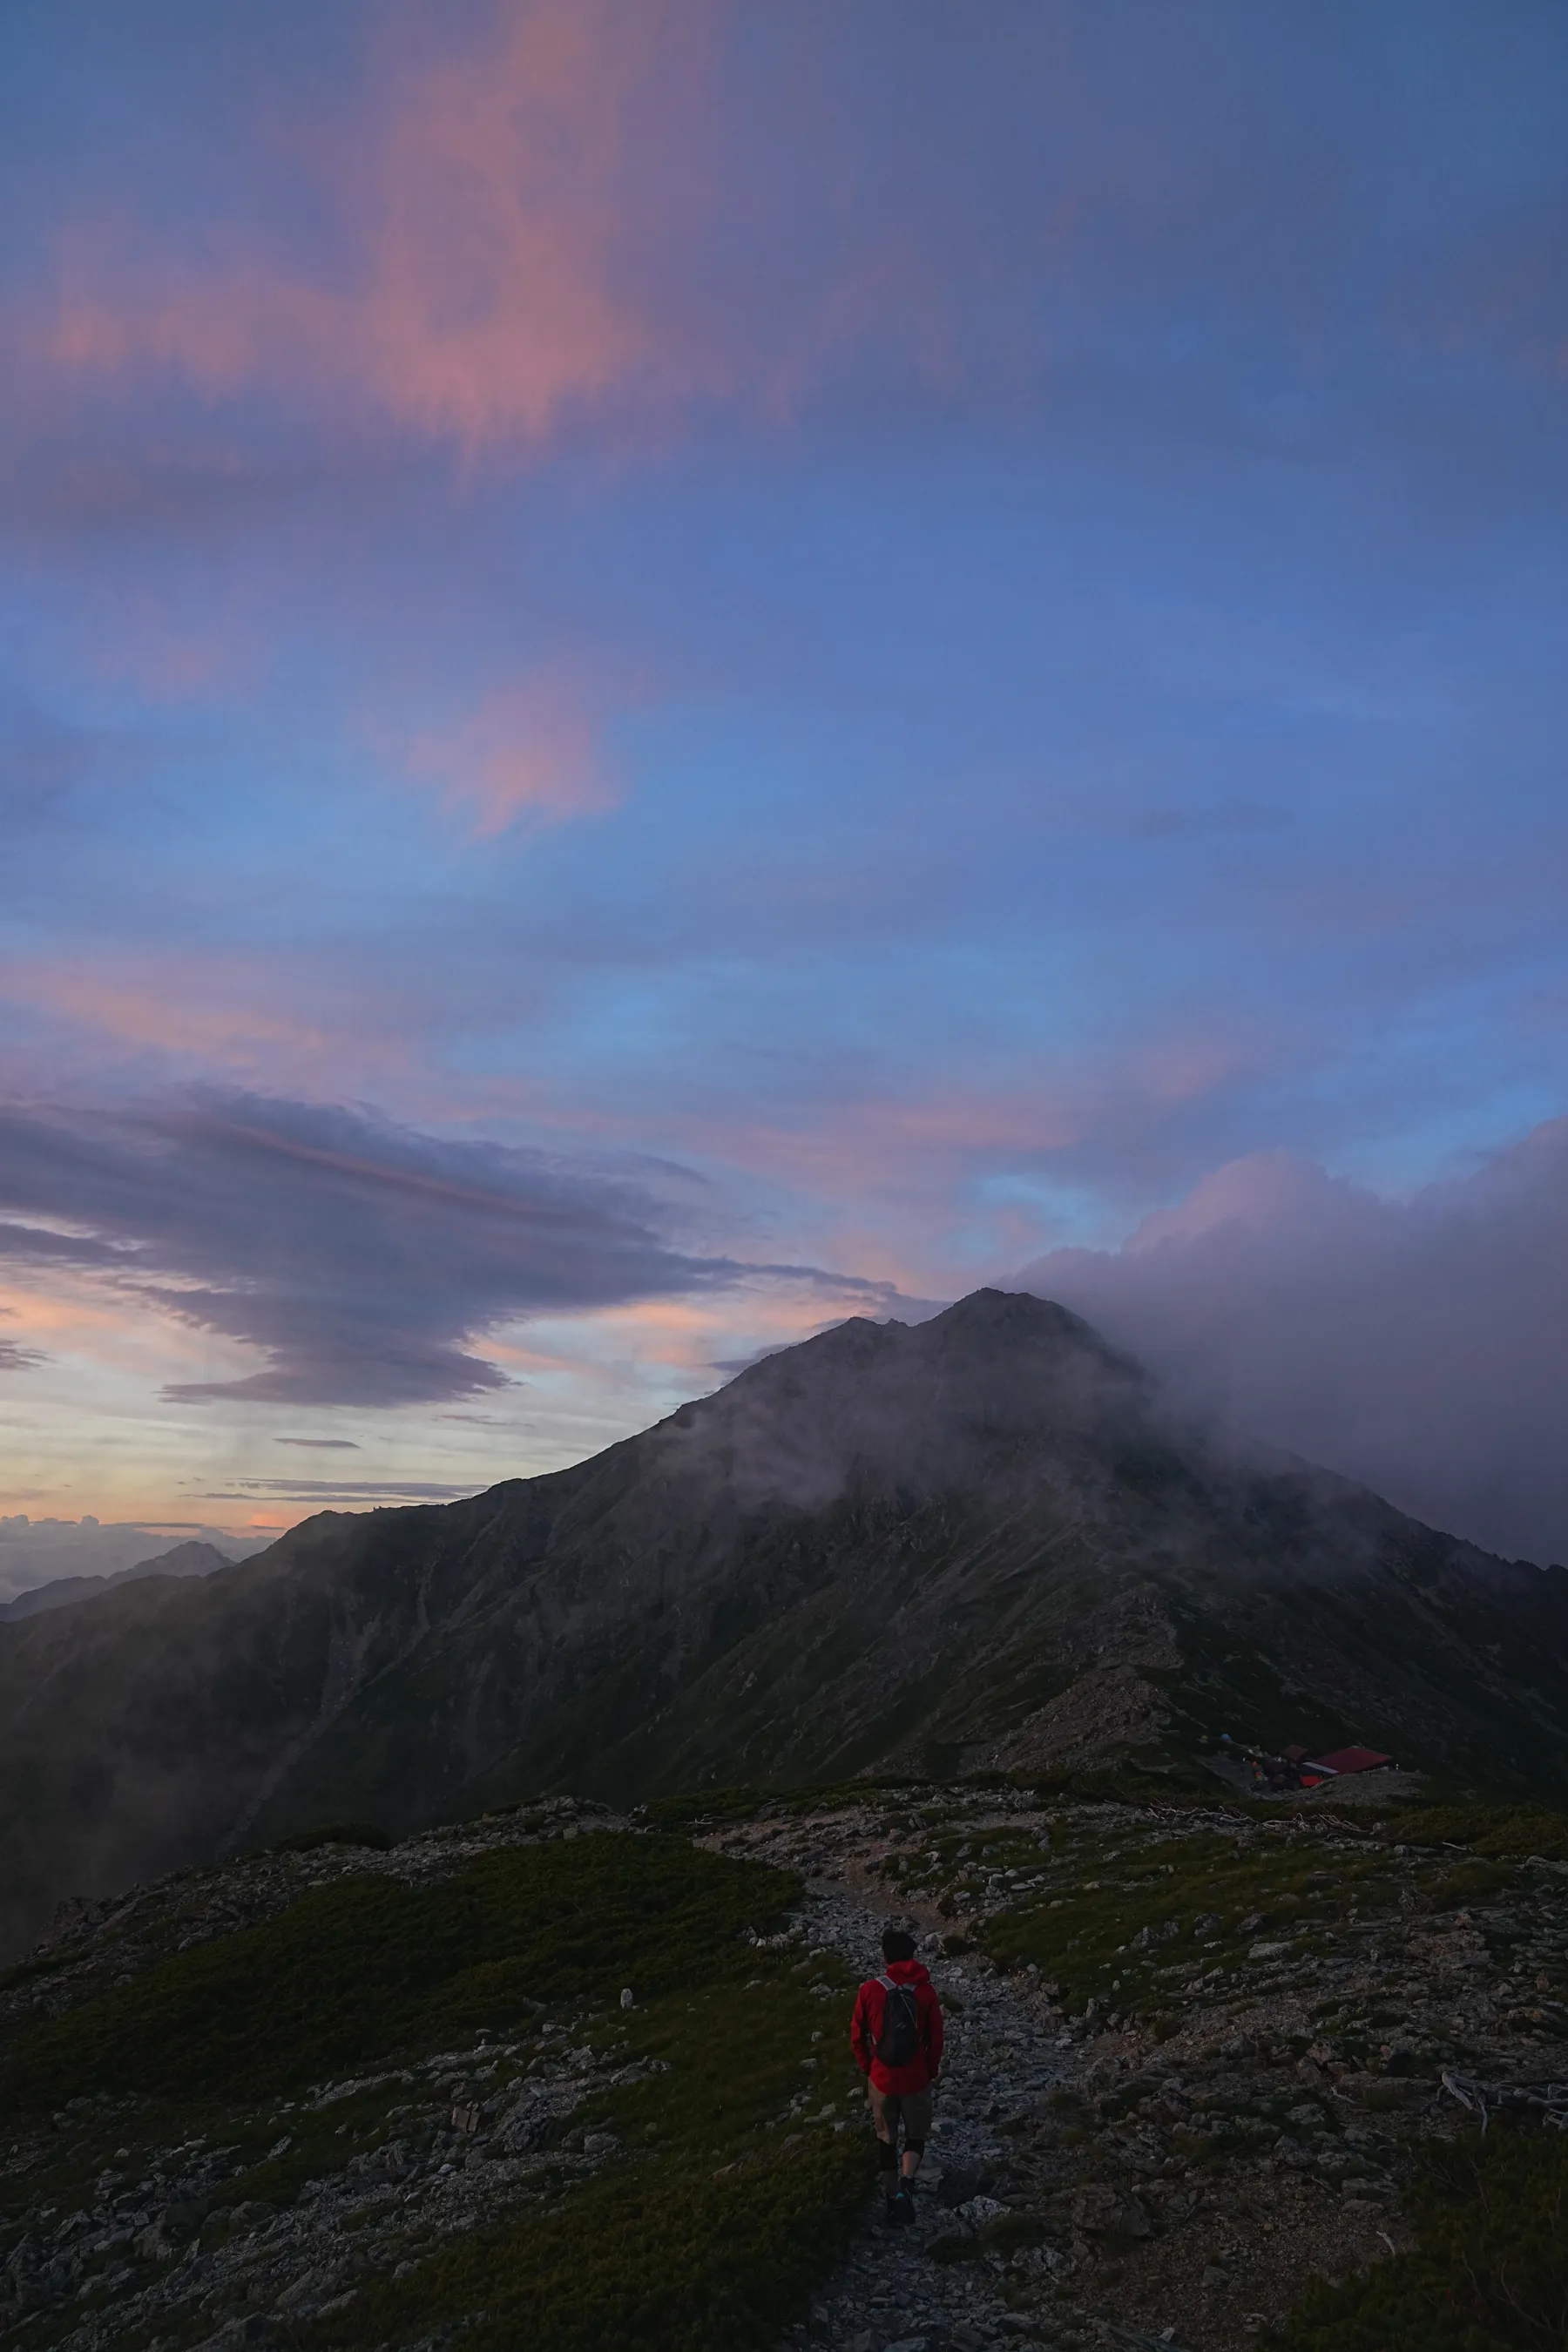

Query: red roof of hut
left=1305, top=1745, right=1392, bottom=1776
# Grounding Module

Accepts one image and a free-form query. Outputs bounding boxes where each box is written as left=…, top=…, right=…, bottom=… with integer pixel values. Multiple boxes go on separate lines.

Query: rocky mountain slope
left=3, top=1288, right=1567, bottom=1957
left=0, top=1798, right=862, bottom=2352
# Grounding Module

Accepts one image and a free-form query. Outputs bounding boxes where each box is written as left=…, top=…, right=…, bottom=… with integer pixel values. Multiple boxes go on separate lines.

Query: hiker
left=850, top=1925, right=944, bottom=2227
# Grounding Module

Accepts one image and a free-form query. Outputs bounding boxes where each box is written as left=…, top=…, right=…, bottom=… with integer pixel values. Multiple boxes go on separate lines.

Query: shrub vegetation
left=0, top=1833, right=800, bottom=2106
left=0, top=1831, right=875, bottom=2352
left=1274, top=2123, right=1568, bottom=2352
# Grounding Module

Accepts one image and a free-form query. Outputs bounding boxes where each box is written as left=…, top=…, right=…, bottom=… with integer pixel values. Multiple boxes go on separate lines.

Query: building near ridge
left=1302, top=1744, right=1394, bottom=1778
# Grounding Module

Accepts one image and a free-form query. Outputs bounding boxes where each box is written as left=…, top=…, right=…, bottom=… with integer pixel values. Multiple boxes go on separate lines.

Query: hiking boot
left=890, top=2185, right=916, bottom=2227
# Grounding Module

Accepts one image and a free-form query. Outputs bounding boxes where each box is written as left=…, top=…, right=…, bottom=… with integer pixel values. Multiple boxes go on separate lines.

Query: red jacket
left=850, top=1958, right=944, bottom=2095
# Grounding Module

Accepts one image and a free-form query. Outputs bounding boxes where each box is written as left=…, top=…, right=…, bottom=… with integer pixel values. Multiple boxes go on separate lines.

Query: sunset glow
left=3, top=2, right=1567, bottom=1571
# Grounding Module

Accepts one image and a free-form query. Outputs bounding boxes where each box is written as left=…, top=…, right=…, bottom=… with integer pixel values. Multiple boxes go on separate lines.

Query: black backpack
left=873, top=1974, right=922, bottom=2069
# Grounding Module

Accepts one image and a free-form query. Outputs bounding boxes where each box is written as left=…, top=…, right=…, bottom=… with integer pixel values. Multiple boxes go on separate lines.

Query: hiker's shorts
left=868, top=2082, right=933, bottom=2147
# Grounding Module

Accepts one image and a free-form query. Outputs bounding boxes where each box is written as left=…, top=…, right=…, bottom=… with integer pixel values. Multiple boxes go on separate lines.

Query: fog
left=0, top=1517, right=270, bottom=1605
left=1019, top=1119, right=1568, bottom=1565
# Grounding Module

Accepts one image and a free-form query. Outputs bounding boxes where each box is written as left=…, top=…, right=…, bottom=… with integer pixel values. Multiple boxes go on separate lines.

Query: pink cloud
left=0, top=950, right=432, bottom=1106
left=348, top=3, right=693, bottom=444
left=34, top=2, right=717, bottom=450
left=392, top=670, right=626, bottom=833
left=1125, top=1150, right=1369, bottom=1251
left=8, top=958, right=331, bottom=1071
left=19, top=3, right=1559, bottom=471
left=623, top=1024, right=1259, bottom=1202
left=17, top=3, right=1060, bottom=455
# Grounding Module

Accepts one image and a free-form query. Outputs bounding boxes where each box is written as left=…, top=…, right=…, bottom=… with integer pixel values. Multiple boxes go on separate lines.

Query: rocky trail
left=724, top=1806, right=1203, bottom=2352
left=794, top=1915, right=1075, bottom=2352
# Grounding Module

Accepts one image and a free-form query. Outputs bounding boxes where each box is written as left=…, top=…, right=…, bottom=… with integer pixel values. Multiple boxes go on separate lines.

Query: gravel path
left=779, top=1865, right=1084, bottom=2352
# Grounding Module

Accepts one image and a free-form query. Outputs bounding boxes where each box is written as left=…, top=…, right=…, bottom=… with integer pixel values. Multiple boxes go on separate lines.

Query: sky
left=2, top=1, right=1567, bottom=1565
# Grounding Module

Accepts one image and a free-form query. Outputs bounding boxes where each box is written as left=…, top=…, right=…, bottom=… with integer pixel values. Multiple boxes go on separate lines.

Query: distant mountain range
left=0, top=1539, right=232, bottom=1623
left=3, top=1288, right=1566, bottom=1958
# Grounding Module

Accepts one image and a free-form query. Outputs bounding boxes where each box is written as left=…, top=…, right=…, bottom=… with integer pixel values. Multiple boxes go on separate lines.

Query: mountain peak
left=921, top=1286, right=1120, bottom=1355
left=640, top=1285, right=1157, bottom=1522
left=728, top=1288, right=1132, bottom=1394
left=4, top=1288, right=1567, bottom=1962
left=0, top=1538, right=233, bottom=1625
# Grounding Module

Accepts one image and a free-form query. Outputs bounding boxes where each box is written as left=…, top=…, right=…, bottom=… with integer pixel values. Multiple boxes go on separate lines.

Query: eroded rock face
left=4, top=1288, right=1568, bottom=1955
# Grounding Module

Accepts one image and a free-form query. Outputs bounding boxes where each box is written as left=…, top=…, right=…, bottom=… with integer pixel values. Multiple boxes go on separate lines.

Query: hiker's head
left=881, top=1927, right=917, bottom=1964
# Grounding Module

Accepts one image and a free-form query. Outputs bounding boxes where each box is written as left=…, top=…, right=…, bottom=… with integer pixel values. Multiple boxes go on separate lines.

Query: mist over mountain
left=0, top=1517, right=266, bottom=1606
left=0, top=1540, right=233, bottom=1624
left=3, top=1288, right=1565, bottom=1961
left=1019, top=1125, right=1568, bottom=1565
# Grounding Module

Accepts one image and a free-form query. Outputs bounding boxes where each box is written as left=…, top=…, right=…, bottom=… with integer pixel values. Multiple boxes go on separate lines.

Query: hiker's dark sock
left=876, top=2142, right=898, bottom=2177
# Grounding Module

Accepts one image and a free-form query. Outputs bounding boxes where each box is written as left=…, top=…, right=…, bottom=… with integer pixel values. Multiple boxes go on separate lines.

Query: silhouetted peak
left=928, top=1288, right=1092, bottom=1341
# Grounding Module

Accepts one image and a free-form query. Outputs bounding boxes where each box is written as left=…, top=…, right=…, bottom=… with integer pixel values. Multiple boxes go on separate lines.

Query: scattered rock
left=936, top=2164, right=983, bottom=2207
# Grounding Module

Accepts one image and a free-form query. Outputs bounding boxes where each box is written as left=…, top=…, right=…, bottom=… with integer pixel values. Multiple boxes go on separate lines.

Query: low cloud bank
left=1019, top=1119, right=1568, bottom=1566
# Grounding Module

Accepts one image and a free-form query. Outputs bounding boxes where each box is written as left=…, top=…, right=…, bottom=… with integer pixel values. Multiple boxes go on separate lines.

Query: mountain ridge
left=0, top=1538, right=233, bottom=1623
left=2, top=1288, right=1566, bottom=1959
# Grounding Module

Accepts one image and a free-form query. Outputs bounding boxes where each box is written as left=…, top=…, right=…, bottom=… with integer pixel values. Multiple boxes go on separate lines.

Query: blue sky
left=2, top=1, right=1567, bottom=1553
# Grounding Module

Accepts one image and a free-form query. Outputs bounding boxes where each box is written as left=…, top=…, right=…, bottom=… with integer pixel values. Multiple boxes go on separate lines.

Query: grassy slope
left=322, top=2004, right=868, bottom=2352
left=0, top=1829, right=873, bottom=2352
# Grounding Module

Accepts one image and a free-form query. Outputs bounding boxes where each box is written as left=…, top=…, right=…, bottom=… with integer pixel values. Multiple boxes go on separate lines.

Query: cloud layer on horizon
left=1021, top=1120, right=1568, bottom=1565
left=0, top=1516, right=270, bottom=1605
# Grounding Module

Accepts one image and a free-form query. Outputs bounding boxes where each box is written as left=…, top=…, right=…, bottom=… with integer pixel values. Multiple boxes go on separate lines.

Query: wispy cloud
left=389, top=669, right=628, bottom=834
left=24, top=0, right=1562, bottom=475
left=196, top=1478, right=474, bottom=1503
left=0, top=1090, right=905, bottom=1408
